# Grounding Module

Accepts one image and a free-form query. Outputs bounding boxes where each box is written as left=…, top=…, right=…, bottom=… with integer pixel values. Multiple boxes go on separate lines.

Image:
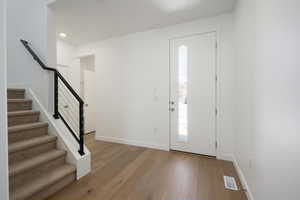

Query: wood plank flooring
left=47, top=133, right=248, bottom=200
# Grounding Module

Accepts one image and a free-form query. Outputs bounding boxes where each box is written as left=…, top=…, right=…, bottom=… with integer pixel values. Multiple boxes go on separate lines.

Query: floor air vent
left=224, top=176, right=238, bottom=191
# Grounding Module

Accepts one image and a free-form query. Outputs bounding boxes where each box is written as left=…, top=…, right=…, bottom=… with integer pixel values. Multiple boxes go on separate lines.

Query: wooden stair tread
left=7, top=88, right=25, bottom=92
left=8, top=122, right=48, bottom=133
left=9, top=135, right=56, bottom=154
left=7, top=99, right=32, bottom=103
left=7, top=99, right=32, bottom=111
left=7, top=88, right=26, bottom=99
left=9, top=150, right=66, bottom=177
left=8, top=110, right=40, bottom=117
left=11, top=164, right=76, bottom=200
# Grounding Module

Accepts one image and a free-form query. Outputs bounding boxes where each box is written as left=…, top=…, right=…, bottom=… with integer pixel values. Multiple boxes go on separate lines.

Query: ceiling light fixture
left=153, top=0, right=202, bottom=12
left=59, top=33, right=67, bottom=38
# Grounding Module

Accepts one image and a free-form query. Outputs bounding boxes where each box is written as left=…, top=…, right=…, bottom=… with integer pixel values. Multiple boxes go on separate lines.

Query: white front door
left=170, top=32, right=217, bottom=156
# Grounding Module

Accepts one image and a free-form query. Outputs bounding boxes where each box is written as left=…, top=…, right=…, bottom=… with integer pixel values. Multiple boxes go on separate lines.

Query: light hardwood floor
left=47, top=133, right=248, bottom=200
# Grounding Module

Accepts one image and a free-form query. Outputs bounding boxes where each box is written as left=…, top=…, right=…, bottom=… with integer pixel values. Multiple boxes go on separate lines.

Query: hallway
left=47, top=134, right=247, bottom=200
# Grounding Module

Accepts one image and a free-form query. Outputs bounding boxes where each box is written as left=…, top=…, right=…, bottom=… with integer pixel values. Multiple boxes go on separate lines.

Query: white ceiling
left=51, top=0, right=236, bottom=46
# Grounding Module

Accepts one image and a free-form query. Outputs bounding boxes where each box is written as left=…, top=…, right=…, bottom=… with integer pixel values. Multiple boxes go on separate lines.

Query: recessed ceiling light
left=59, top=33, right=67, bottom=38
left=153, top=0, right=201, bottom=12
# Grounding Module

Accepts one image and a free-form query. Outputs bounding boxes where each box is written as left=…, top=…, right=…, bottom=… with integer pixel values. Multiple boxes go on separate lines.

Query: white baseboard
left=95, top=135, right=170, bottom=151
left=232, top=156, right=254, bottom=200
left=217, top=153, right=234, bottom=162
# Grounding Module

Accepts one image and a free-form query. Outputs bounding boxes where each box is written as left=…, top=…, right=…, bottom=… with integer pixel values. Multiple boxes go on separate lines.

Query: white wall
left=77, top=14, right=235, bottom=157
left=234, top=0, right=300, bottom=199
left=46, top=7, right=57, bottom=114
left=57, top=39, right=76, bottom=67
left=0, top=0, right=9, bottom=199
left=7, top=0, right=51, bottom=109
left=57, top=39, right=81, bottom=94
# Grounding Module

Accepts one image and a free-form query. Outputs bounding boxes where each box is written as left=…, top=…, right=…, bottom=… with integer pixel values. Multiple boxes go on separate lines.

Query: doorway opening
left=79, top=55, right=96, bottom=134
left=56, top=39, right=96, bottom=135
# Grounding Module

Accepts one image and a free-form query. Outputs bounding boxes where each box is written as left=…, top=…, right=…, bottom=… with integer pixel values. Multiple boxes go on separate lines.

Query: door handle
left=85, top=104, right=89, bottom=107
left=169, top=101, right=175, bottom=105
left=64, top=105, right=69, bottom=109
left=169, top=108, right=175, bottom=112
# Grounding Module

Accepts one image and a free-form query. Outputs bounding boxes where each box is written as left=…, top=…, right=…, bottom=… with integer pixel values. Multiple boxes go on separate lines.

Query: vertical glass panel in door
left=178, top=45, right=188, bottom=142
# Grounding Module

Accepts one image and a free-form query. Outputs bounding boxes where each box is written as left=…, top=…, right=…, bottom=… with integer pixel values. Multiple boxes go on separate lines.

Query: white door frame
left=0, top=0, right=9, bottom=198
left=168, top=29, right=221, bottom=159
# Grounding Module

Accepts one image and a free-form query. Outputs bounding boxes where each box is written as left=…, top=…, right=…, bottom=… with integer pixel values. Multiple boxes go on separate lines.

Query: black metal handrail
left=20, top=39, right=85, bottom=155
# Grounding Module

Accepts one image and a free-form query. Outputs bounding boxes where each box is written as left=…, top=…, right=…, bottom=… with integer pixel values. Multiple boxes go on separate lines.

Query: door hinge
left=215, top=42, right=218, bottom=49
left=215, top=108, right=218, bottom=116
left=215, top=75, right=218, bottom=82
left=215, top=141, right=218, bottom=149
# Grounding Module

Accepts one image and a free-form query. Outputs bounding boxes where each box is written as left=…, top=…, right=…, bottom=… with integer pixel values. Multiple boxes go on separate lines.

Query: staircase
left=7, top=88, right=76, bottom=200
